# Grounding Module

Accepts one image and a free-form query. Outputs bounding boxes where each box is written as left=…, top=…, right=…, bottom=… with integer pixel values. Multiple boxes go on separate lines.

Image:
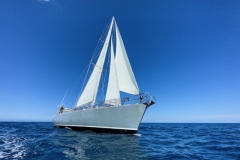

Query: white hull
left=52, top=103, right=147, bottom=133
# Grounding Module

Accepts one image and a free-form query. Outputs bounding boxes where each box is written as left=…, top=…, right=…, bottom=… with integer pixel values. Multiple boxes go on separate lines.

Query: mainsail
left=76, top=17, right=139, bottom=108
left=76, top=18, right=114, bottom=107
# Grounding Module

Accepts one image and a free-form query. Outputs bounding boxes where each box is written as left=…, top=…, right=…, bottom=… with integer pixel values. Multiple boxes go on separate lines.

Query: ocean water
left=0, top=123, right=239, bottom=160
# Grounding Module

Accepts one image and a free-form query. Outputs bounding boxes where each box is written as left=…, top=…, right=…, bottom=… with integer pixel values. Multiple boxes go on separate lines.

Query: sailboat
left=52, top=17, right=155, bottom=134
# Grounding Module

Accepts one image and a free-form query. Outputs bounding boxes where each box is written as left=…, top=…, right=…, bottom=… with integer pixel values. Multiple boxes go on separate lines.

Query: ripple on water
left=0, top=122, right=240, bottom=159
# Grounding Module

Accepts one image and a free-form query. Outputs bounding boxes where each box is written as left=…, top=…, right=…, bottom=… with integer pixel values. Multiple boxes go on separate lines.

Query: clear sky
left=0, top=0, right=239, bottom=122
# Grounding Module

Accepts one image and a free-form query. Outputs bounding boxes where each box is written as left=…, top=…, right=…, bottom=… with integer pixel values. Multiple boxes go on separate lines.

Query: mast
left=76, top=18, right=114, bottom=107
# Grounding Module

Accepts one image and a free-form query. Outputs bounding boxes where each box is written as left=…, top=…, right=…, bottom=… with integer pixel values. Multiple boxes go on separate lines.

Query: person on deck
left=140, top=94, right=143, bottom=103
left=59, top=106, right=64, bottom=114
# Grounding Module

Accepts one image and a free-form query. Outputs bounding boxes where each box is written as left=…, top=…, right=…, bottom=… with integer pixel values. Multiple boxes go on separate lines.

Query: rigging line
left=99, top=31, right=115, bottom=101
left=99, top=39, right=105, bottom=43
left=91, top=63, right=108, bottom=72
left=101, top=71, right=104, bottom=101
left=76, top=60, right=92, bottom=106
left=72, top=66, right=88, bottom=90
left=69, top=66, right=89, bottom=106
left=86, top=21, right=110, bottom=66
left=74, top=21, right=111, bottom=108
left=91, top=20, right=112, bottom=102
left=59, top=61, right=91, bottom=108
left=60, top=88, right=69, bottom=106
left=87, top=20, right=110, bottom=68
left=112, top=21, right=116, bottom=52
left=101, top=46, right=111, bottom=101
left=97, top=69, right=119, bottom=99
left=75, top=20, right=112, bottom=107
left=102, top=29, right=117, bottom=100
left=91, top=22, right=110, bottom=62
left=97, top=44, right=117, bottom=93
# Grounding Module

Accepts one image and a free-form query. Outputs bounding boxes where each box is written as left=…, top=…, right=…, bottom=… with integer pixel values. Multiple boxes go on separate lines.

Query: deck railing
left=61, top=92, right=155, bottom=112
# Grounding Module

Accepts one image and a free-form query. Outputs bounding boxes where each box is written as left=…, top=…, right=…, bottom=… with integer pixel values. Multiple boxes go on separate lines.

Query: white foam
left=1, top=135, right=27, bottom=159
left=0, top=151, right=6, bottom=159
left=133, top=133, right=142, bottom=137
left=65, top=127, right=72, bottom=130
left=13, top=151, right=24, bottom=159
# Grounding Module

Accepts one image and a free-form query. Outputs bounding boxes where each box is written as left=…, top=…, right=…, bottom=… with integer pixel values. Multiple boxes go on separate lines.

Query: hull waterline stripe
left=53, top=124, right=137, bottom=131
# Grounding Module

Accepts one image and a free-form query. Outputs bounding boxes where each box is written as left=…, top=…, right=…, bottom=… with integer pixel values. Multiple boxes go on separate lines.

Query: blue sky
left=0, top=0, right=239, bottom=122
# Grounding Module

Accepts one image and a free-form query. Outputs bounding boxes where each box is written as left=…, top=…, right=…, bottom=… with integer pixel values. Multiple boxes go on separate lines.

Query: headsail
left=115, top=21, right=140, bottom=95
left=105, top=38, right=121, bottom=105
left=76, top=18, right=114, bottom=107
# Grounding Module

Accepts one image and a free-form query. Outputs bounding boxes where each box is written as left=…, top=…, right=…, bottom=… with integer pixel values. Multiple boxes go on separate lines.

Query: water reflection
left=51, top=127, right=145, bottom=159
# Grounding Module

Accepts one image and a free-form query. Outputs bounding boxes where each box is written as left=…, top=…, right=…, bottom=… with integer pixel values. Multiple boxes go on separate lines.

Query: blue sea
left=0, top=123, right=239, bottom=160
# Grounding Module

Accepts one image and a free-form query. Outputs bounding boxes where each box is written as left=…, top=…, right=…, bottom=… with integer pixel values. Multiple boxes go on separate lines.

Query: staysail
left=105, top=38, right=121, bottom=105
